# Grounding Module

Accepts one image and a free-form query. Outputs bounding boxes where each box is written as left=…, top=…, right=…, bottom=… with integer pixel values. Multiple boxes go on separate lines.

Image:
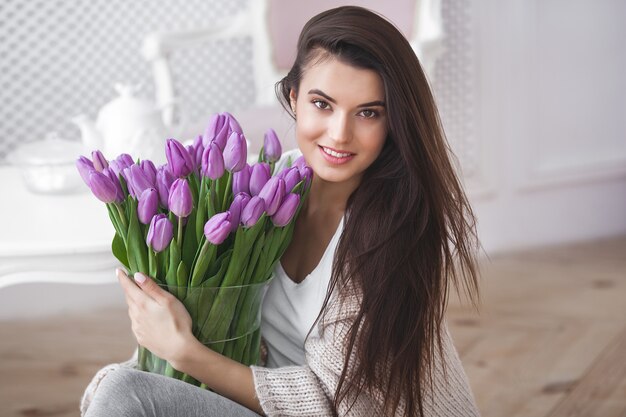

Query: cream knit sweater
left=251, top=286, right=480, bottom=417
left=81, top=285, right=480, bottom=417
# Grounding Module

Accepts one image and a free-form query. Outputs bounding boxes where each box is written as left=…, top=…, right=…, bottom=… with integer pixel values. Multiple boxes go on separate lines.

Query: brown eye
left=359, top=109, right=378, bottom=119
left=313, top=99, right=330, bottom=110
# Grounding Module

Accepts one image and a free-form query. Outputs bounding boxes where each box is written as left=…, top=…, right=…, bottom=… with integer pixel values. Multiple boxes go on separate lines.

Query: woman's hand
left=117, top=268, right=196, bottom=365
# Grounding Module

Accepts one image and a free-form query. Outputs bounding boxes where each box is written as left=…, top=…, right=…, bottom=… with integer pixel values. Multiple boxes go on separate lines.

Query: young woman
left=82, top=6, right=480, bottom=417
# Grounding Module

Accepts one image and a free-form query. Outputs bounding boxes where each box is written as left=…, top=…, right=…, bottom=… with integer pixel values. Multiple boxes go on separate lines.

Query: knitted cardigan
left=81, top=285, right=480, bottom=416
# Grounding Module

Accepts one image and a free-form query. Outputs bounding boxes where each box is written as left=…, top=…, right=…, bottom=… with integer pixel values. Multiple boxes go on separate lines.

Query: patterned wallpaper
left=0, top=0, right=476, bottom=176
left=0, top=0, right=250, bottom=162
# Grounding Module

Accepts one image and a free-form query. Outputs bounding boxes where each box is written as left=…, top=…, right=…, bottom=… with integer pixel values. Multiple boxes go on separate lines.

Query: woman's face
left=290, top=56, right=387, bottom=187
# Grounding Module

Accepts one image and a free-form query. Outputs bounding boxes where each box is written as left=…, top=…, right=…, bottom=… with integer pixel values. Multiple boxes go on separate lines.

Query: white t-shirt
left=260, top=216, right=343, bottom=368
left=259, top=148, right=343, bottom=368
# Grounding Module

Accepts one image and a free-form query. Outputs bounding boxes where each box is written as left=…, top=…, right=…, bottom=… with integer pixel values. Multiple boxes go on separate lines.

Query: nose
left=328, top=112, right=352, bottom=144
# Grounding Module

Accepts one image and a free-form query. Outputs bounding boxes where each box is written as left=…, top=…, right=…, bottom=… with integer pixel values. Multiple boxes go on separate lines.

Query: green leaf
left=182, top=209, right=198, bottom=269
left=111, top=232, right=129, bottom=269
left=165, top=240, right=181, bottom=289
left=176, top=261, right=189, bottom=299
left=126, top=198, right=148, bottom=274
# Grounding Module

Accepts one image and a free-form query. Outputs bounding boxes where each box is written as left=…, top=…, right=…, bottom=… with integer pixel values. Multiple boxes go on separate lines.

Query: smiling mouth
left=319, top=146, right=354, bottom=158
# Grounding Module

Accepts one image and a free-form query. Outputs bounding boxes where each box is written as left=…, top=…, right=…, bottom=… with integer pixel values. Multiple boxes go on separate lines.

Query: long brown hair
left=276, top=6, right=480, bottom=417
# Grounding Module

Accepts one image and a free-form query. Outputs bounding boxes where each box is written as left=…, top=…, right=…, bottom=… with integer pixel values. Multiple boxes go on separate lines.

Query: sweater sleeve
left=250, top=293, right=480, bottom=417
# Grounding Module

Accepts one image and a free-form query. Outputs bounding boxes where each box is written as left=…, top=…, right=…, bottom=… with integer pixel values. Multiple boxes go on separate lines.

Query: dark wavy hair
left=276, top=6, right=480, bottom=417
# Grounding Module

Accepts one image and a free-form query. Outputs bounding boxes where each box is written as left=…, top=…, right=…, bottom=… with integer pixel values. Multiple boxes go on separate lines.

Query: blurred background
left=0, top=1, right=624, bottom=416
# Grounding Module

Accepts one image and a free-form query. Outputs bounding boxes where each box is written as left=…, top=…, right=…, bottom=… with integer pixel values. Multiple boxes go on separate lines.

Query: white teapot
left=71, top=83, right=172, bottom=164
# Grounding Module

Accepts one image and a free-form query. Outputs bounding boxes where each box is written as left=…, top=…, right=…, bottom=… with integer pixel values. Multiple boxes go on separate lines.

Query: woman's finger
left=132, top=272, right=175, bottom=306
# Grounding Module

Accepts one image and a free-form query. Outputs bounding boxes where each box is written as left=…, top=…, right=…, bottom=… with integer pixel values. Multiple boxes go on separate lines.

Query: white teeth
left=322, top=147, right=352, bottom=158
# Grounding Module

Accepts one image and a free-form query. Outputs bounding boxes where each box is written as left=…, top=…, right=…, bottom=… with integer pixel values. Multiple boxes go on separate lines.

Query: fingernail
left=115, top=268, right=124, bottom=278
left=134, top=273, right=147, bottom=284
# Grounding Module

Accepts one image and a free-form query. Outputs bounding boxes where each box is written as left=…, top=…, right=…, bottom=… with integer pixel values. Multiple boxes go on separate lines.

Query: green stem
left=177, top=216, right=183, bottom=247
left=221, top=171, right=233, bottom=212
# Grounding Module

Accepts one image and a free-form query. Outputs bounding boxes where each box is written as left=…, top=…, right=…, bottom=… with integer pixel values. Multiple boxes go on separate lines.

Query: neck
left=303, top=173, right=361, bottom=216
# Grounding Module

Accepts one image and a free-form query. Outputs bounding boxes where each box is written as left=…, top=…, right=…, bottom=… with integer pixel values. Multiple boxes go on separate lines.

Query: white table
left=0, top=166, right=119, bottom=289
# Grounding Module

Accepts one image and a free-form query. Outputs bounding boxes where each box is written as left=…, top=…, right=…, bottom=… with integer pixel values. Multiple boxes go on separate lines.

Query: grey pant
left=84, top=368, right=262, bottom=417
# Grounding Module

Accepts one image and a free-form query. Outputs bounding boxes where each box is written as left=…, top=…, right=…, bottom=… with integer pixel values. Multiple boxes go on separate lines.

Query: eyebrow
left=307, top=89, right=385, bottom=108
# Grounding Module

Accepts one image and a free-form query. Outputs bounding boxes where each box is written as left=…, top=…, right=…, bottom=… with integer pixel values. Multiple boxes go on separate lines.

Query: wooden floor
left=1, top=235, right=625, bottom=417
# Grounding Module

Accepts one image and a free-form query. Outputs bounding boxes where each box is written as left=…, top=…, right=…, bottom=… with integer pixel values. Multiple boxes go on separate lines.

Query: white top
left=260, top=216, right=344, bottom=368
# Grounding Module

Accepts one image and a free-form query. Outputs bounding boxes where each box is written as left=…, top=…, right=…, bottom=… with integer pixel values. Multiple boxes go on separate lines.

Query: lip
left=318, top=145, right=355, bottom=165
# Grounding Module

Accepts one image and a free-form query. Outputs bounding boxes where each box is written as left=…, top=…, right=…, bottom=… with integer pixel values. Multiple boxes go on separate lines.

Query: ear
left=289, top=88, right=297, bottom=114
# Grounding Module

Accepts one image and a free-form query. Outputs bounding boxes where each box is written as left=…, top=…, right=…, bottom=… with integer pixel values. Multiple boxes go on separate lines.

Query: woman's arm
left=117, top=269, right=264, bottom=415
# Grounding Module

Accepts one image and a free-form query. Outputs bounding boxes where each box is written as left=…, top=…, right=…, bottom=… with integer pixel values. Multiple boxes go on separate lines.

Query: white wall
left=466, top=0, right=626, bottom=254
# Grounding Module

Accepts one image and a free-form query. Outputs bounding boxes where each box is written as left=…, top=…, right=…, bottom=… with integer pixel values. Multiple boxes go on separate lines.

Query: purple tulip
left=293, top=156, right=307, bottom=171
left=241, top=196, right=265, bottom=227
left=165, top=138, right=194, bottom=178
left=204, top=211, right=232, bottom=245
left=228, top=192, right=251, bottom=232
left=258, top=176, right=286, bottom=216
left=88, top=171, right=119, bottom=203
left=91, top=150, right=108, bottom=172
left=280, top=166, right=302, bottom=192
left=263, top=129, right=282, bottom=163
left=300, top=166, right=313, bottom=186
left=232, top=164, right=251, bottom=195
left=201, top=142, right=225, bottom=180
left=271, top=193, right=300, bottom=227
left=76, top=156, right=95, bottom=185
left=109, top=153, right=134, bottom=181
left=249, top=162, right=271, bottom=196
left=140, top=160, right=157, bottom=185
left=223, top=131, right=247, bottom=172
left=146, top=213, right=174, bottom=252
left=203, top=113, right=230, bottom=150
left=156, top=165, right=175, bottom=208
left=137, top=188, right=159, bottom=224
left=224, top=112, right=243, bottom=134
left=192, top=135, right=205, bottom=169
left=102, top=167, right=124, bottom=202
left=168, top=178, right=193, bottom=218
left=126, top=164, right=154, bottom=198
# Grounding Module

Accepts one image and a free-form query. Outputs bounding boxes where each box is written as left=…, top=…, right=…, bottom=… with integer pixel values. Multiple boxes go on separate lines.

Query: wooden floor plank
left=0, top=235, right=625, bottom=417
left=547, top=326, right=626, bottom=417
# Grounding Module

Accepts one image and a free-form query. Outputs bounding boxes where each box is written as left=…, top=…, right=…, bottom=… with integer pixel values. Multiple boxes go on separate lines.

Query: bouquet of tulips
left=76, top=112, right=311, bottom=387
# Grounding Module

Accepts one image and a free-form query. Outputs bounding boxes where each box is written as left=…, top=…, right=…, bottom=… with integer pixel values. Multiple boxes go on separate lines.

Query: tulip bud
left=203, top=113, right=230, bottom=150
left=263, top=129, right=282, bottom=163
left=241, top=196, right=265, bottom=227
left=249, top=162, right=271, bottom=196
left=258, top=176, right=286, bottom=216
left=232, top=164, right=251, bottom=195
left=102, top=167, right=124, bottom=202
left=88, top=171, right=118, bottom=203
left=91, top=150, right=108, bottom=172
left=228, top=192, right=251, bottom=232
left=165, top=138, right=194, bottom=178
left=293, top=155, right=307, bottom=170
left=204, top=211, right=232, bottom=245
left=109, top=153, right=134, bottom=181
left=168, top=178, right=193, bottom=218
left=271, top=193, right=300, bottom=227
left=146, top=213, right=174, bottom=252
left=126, top=164, right=154, bottom=198
left=156, top=165, right=175, bottom=208
left=281, top=166, right=302, bottom=192
left=223, top=112, right=243, bottom=134
left=192, top=135, right=205, bottom=169
left=140, top=160, right=157, bottom=185
left=76, top=156, right=95, bottom=185
left=137, top=188, right=159, bottom=224
left=223, top=131, right=247, bottom=172
left=201, top=142, right=225, bottom=180
left=300, top=166, right=313, bottom=186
